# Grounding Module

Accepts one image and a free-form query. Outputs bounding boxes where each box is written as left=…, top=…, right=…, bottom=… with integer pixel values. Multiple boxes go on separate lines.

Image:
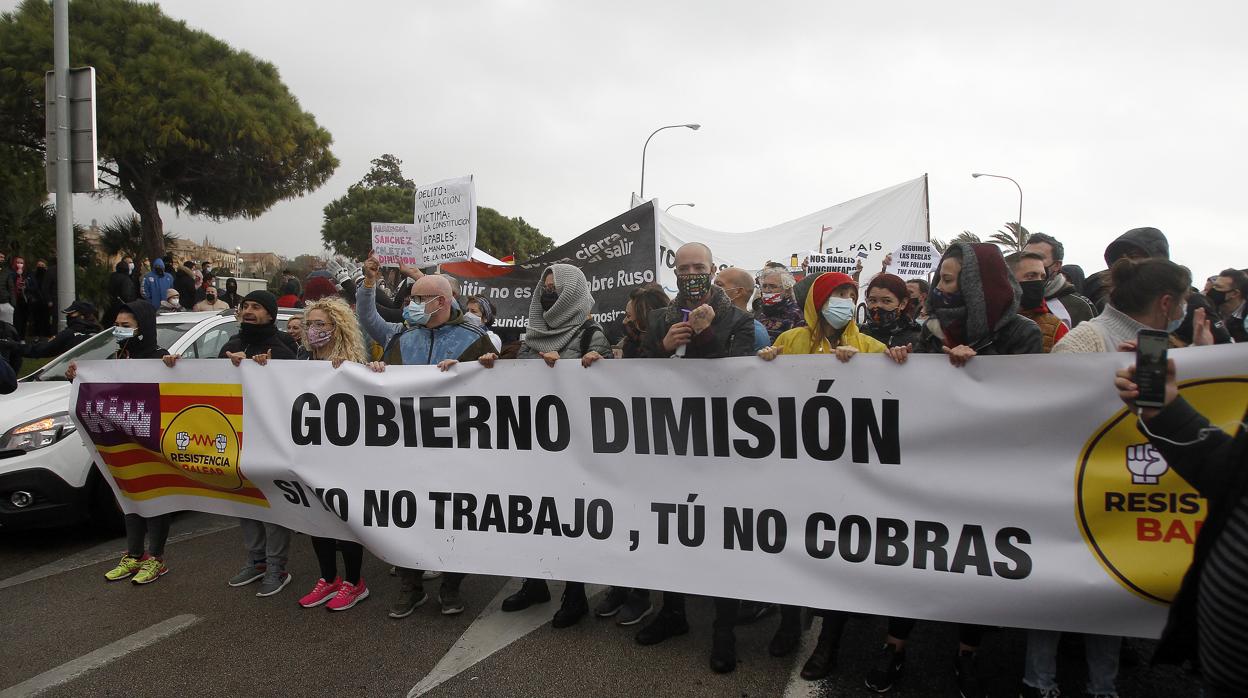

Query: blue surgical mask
left=113, top=326, right=136, bottom=343
left=1166, top=301, right=1187, bottom=334
left=820, top=297, right=855, bottom=329
left=403, top=299, right=432, bottom=326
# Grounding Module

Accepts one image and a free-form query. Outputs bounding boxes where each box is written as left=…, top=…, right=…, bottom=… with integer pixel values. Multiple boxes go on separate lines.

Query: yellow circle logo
left=1076, top=378, right=1248, bottom=604
left=159, top=405, right=244, bottom=491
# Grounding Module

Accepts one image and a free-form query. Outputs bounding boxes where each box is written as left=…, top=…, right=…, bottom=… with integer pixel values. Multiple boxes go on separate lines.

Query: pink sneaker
left=298, top=577, right=341, bottom=608
left=327, top=579, right=369, bottom=611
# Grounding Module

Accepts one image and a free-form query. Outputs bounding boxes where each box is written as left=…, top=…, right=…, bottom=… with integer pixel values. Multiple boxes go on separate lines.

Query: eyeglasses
left=305, top=320, right=334, bottom=330
left=412, top=295, right=441, bottom=304
left=758, top=283, right=784, bottom=292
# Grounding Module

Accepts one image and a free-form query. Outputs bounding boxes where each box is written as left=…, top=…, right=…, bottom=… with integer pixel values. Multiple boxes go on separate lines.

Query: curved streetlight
left=971, top=172, right=1023, bottom=232
left=665, top=203, right=695, bottom=213
left=640, top=123, right=700, bottom=199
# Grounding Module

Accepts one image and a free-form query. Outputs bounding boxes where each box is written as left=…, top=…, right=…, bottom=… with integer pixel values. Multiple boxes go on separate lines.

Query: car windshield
left=29, top=322, right=201, bottom=382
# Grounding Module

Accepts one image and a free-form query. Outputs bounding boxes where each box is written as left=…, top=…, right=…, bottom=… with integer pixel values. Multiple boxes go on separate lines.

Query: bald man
left=357, top=257, right=495, bottom=619
left=714, top=267, right=770, bottom=351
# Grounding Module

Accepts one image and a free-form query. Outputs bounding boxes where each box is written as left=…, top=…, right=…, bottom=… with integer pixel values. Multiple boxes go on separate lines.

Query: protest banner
left=886, top=241, right=941, bottom=279
left=655, top=175, right=929, bottom=294
left=805, top=253, right=859, bottom=275
left=414, top=175, right=476, bottom=266
left=442, top=202, right=656, bottom=339
left=370, top=223, right=420, bottom=267
left=70, top=345, right=1248, bottom=637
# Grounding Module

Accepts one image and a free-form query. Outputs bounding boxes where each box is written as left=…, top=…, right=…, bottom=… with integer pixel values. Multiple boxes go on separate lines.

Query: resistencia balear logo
left=1076, top=377, right=1248, bottom=604
left=159, top=405, right=244, bottom=491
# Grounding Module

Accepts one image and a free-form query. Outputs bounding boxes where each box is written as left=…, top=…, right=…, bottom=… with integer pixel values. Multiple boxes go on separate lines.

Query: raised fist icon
left=1126, top=443, right=1169, bottom=485
left=214, top=434, right=228, bottom=454
left=175, top=431, right=190, bottom=450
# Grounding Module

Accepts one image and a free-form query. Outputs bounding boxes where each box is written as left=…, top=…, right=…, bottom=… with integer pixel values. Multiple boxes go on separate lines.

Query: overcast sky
left=12, top=0, right=1247, bottom=279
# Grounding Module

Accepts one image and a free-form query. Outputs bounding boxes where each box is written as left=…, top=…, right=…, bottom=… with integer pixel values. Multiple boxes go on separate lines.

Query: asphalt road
left=0, top=514, right=1203, bottom=697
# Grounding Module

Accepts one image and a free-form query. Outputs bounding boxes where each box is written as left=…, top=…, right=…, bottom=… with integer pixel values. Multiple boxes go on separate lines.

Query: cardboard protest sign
left=370, top=223, right=420, bottom=267
left=885, top=242, right=941, bottom=279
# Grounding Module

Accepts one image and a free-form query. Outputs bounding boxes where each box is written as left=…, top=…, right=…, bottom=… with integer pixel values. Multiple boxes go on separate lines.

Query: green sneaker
left=131, top=557, right=168, bottom=585
left=104, top=555, right=142, bottom=581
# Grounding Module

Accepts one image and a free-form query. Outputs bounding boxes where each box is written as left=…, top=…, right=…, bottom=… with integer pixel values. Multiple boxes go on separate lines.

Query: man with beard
left=164, top=290, right=295, bottom=596
left=1022, top=233, right=1095, bottom=328
left=1206, top=268, right=1248, bottom=342
left=637, top=242, right=755, bottom=674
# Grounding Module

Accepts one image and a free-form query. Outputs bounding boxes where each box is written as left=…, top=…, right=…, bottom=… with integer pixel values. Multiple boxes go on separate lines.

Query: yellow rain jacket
left=771, top=290, right=886, bottom=356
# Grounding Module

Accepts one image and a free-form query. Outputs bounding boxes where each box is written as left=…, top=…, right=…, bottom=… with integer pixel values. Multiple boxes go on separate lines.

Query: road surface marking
left=781, top=625, right=820, bottom=698
left=0, top=518, right=237, bottom=591
left=0, top=614, right=200, bottom=697
left=409, top=580, right=606, bottom=696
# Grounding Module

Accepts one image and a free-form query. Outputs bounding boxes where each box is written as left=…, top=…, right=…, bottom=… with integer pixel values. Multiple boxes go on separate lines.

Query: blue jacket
left=141, top=270, right=174, bottom=306
left=356, top=284, right=493, bottom=366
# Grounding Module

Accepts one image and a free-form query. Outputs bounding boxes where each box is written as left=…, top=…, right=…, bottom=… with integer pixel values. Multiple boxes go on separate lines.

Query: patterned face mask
left=677, top=273, right=712, bottom=301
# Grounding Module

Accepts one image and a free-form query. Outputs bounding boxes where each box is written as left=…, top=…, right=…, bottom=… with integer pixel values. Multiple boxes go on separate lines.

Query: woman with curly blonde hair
left=274, top=296, right=380, bottom=611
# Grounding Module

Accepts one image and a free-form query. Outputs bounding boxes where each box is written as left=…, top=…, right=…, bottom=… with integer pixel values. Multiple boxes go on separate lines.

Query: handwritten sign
left=415, top=175, right=476, bottom=266
left=370, top=223, right=420, bottom=267
left=806, top=253, right=858, bottom=275
left=885, top=242, right=941, bottom=279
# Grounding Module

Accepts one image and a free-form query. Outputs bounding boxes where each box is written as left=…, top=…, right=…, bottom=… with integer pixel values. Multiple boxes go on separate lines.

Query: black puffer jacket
left=219, top=322, right=296, bottom=360
left=1084, top=227, right=1169, bottom=311
left=645, top=287, right=755, bottom=359
left=10, top=316, right=102, bottom=358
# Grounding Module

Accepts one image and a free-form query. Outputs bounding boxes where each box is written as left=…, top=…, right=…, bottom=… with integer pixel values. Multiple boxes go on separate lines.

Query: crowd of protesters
left=25, top=224, right=1248, bottom=697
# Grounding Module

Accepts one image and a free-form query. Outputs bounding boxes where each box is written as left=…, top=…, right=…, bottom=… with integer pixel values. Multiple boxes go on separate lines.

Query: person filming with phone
left=1053, top=258, right=1213, bottom=355
left=1114, top=354, right=1248, bottom=697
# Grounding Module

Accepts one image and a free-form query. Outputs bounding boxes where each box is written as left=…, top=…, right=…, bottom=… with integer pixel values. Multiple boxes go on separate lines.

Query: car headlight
left=1, top=413, right=78, bottom=452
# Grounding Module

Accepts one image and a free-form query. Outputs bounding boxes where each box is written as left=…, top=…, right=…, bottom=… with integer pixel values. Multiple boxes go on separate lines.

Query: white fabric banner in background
left=70, top=346, right=1248, bottom=637
left=654, top=175, right=929, bottom=294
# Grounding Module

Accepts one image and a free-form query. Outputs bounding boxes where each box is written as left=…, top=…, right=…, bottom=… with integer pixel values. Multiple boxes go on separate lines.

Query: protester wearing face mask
left=266, top=297, right=385, bottom=613
left=66, top=301, right=173, bottom=585
left=1023, top=232, right=1095, bottom=328
left=104, top=260, right=138, bottom=327
left=193, top=285, right=229, bottom=312
left=1020, top=258, right=1201, bottom=697
left=1206, top=268, right=1248, bottom=342
left=636, top=242, right=756, bottom=674
left=141, top=258, right=174, bottom=308
left=618, top=284, right=669, bottom=361
left=758, top=271, right=890, bottom=363
left=356, top=255, right=495, bottom=618
left=867, top=242, right=1041, bottom=698
left=754, top=268, right=805, bottom=343
left=1054, top=258, right=1211, bottom=353
left=859, top=273, right=921, bottom=349
left=754, top=271, right=895, bottom=681
left=464, top=295, right=502, bottom=352
left=159, top=288, right=182, bottom=312
left=905, top=279, right=929, bottom=322
left=1009, top=252, right=1069, bottom=353
left=715, top=267, right=771, bottom=350
left=221, top=277, right=242, bottom=309
left=6, top=257, right=29, bottom=336
left=0, top=300, right=101, bottom=359
left=478, top=264, right=613, bottom=628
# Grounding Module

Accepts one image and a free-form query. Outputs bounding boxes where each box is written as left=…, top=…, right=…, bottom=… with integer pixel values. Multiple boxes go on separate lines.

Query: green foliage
left=0, top=0, right=338, bottom=262
left=321, top=154, right=555, bottom=263
left=932, top=231, right=982, bottom=254
left=320, top=184, right=414, bottom=259
left=988, top=222, right=1031, bottom=253
left=475, top=207, right=552, bottom=262
left=0, top=142, right=50, bottom=256
left=358, top=155, right=414, bottom=190
left=98, top=214, right=174, bottom=260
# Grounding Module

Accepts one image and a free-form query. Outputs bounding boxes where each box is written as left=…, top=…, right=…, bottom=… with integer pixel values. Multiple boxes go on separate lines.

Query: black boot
left=635, top=608, right=689, bottom=646
left=709, top=629, right=737, bottom=674
left=551, top=587, right=588, bottom=629
left=800, top=636, right=839, bottom=680
left=500, top=578, right=551, bottom=612
left=769, top=611, right=802, bottom=657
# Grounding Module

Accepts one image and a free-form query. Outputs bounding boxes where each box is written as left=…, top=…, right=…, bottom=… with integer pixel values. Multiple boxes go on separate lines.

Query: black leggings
left=887, top=617, right=985, bottom=647
left=661, top=591, right=740, bottom=632
left=779, top=606, right=849, bottom=639
left=311, top=537, right=363, bottom=585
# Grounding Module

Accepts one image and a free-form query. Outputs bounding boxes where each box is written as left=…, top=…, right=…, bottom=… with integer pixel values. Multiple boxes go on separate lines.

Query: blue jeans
left=1023, top=630, right=1120, bottom=695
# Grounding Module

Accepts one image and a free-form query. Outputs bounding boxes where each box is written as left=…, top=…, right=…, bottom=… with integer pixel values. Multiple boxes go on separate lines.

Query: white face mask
left=113, top=326, right=137, bottom=342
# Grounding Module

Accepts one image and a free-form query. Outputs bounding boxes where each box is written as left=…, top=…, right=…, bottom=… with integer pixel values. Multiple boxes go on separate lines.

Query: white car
left=0, top=309, right=297, bottom=530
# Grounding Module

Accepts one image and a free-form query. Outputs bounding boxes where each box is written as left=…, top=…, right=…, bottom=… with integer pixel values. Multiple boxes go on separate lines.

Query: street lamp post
left=665, top=203, right=695, bottom=213
left=971, top=172, right=1023, bottom=232
left=640, top=123, right=700, bottom=200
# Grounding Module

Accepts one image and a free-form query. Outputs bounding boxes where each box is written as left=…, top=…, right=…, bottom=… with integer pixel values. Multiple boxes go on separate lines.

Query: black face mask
left=1206, top=288, right=1228, bottom=306
left=868, top=307, right=900, bottom=327
left=540, top=290, right=559, bottom=311
left=1019, top=280, right=1046, bottom=309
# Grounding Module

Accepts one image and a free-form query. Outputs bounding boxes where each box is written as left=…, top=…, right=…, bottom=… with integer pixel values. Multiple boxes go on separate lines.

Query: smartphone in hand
left=1134, top=329, right=1170, bottom=408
